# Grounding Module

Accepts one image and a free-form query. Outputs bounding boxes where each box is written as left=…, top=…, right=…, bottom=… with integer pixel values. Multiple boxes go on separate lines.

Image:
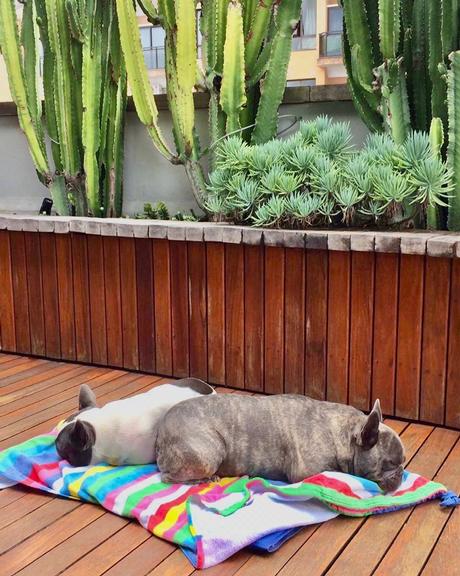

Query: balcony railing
left=319, top=32, right=342, bottom=57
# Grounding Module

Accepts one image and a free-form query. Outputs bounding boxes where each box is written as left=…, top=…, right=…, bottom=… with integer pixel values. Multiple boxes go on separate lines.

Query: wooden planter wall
left=0, top=221, right=459, bottom=430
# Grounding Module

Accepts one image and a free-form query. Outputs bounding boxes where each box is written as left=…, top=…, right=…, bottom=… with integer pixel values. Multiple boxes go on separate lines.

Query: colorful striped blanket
left=0, top=430, right=453, bottom=569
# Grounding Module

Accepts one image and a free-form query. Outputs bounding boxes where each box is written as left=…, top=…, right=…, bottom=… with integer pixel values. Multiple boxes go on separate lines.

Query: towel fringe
left=440, top=491, right=460, bottom=508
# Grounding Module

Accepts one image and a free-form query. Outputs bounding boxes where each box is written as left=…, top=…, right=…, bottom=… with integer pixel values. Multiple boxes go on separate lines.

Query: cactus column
left=0, top=0, right=128, bottom=216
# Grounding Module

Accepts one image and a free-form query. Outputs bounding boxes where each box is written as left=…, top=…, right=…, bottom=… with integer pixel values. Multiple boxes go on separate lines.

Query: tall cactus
left=342, top=0, right=460, bottom=229
left=0, top=0, right=50, bottom=183
left=448, top=51, right=460, bottom=230
left=0, top=0, right=127, bottom=216
left=116, top=0, right=302, bottom=206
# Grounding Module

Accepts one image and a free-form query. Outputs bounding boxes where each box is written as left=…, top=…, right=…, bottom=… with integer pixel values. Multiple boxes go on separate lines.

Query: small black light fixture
left=39, top=197, right=53, bottom=216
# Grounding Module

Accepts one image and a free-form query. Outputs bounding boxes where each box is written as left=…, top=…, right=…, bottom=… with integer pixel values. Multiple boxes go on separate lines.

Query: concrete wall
left=0, top=99, right=368, bottom=217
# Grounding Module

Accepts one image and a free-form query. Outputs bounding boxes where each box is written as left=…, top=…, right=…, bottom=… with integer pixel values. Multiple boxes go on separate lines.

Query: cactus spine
left=0, top=0, right=127, bottom=216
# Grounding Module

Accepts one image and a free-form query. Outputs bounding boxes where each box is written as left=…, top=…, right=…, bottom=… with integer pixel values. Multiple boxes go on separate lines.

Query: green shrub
left=205, top=116, right=453, bottom=229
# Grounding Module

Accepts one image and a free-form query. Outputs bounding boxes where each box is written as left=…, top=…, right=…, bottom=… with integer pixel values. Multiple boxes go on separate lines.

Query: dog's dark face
left=55, top=385, right=97, bottom=466
left=352, top=400, right=405, bottom=492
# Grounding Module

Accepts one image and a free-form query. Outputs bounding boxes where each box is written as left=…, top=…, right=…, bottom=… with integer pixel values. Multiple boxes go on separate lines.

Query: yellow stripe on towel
left=155, top=477, right=236, bottom=536
left=68, top=466, right=112, bottom=498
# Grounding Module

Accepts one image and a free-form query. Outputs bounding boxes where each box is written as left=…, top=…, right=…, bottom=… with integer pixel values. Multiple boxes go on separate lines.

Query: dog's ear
left=69, top=420, right=95, bottom=451
left=79, top=384, right=97, bottom=410
left=372, top=399, right=383, bottom=422
left=358, top=403, right=381, bottom=450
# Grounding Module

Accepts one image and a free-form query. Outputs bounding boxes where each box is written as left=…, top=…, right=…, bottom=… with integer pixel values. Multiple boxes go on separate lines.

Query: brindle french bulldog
left=55, top=378, right=215, bottom=467
left=155, top=394, right=405, bottom=492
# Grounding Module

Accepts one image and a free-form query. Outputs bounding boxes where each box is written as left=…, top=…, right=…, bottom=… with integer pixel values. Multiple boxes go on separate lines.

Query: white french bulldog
left=55, top=378, right=215, bottom=466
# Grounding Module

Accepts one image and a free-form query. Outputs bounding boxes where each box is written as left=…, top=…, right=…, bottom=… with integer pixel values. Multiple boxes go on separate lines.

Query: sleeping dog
left=155, top=394, right=406, bottom=493
left=55, top=378, right=215, bottom=466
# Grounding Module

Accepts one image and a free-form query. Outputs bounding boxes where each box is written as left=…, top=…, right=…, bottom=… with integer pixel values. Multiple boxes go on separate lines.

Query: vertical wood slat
left=207, top=243, right=225, bottom=385
left=55, top=234, right=76, bottom=360
left=9, top=232, right=31, bottom=354
left=327, top=251, right=351, bottom=404
left=305, top=249, right=328, bottom=400
left=71, top=233, right=92, bottom=363
left=244, top=245, right=264, bottom=392
left=24, top=232, right=46, bottom=356
left=153, top=239, right=172, bottom=375
left=0, top=231, right=16, bottom=352
left=395, top=254, right=425, bottom=420
left=348, top=252, right=375, bottom=412
left=446, top=259, right=460, bottom=428
left=264, top=247, right=285, bottom=394
left=87, top=235, right=107, bottom=366
left=135, top=238, right=155, bottom=373
left=170, top=241, right=189, bottom=377
left=188, top=242, right=208, bottom=381
left=284, top=248, right=305, bottom=395
left=225, top=244, right=244, bottom=389
left=420, top=257, right=451, bottom=424
left=372, top=253, right=399, bottom=415
left=119, top=238, right=139, bottom=371
left=104, top=237, right=123, bottom=368
left=40, top=233, right=61, bottom=359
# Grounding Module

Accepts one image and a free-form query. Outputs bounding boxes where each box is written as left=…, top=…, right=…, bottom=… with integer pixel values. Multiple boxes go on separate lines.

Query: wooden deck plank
left=0, top=486, right=28, bottom=509
left=0, top=498, right=81, bottom=556
left=102, top=537, right=175, bottom=576
left=0, top=504, right=105, bottom=576
left=0, top=374, right=164, bottom=450
left=0, top=366, right=98, bottom=413
left=0, top=491, right=52, bottom=530
left=0, top=359, right=58, bottom=387
left=59, top=522, right=151, bottom=576
left=13, top=513, right=128, bottom=576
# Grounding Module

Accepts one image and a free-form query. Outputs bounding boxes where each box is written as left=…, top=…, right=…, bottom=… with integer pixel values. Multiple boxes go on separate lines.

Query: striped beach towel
left=0, top=430, right=453, bottom=568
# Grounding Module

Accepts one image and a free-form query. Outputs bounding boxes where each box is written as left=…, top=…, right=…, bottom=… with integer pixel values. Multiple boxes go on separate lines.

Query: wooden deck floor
left=0, top=354, right=459, bottom=576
